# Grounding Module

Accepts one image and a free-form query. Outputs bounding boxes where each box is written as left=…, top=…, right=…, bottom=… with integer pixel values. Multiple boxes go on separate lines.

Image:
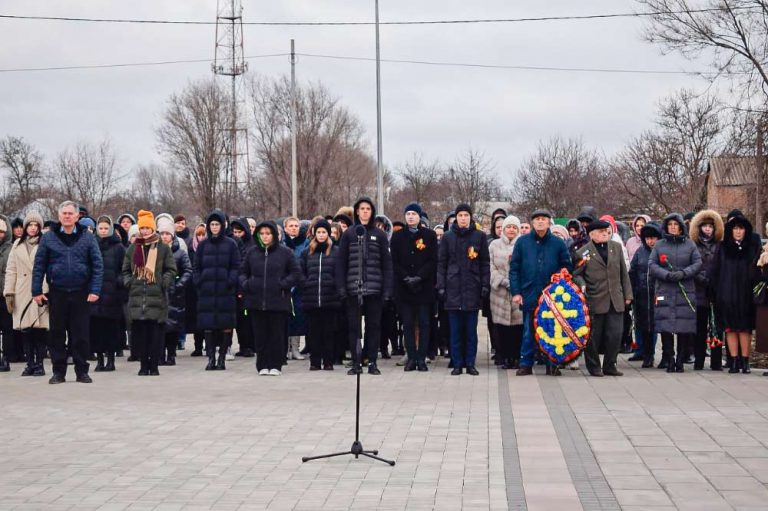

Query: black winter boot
left=105, top=353, right=116, bottom=371
left=216, top=347, right=226, bottom=370
left=674, top=350, right=685, bottom=373
left=742, top=356, right=751, bottom=374
left=94, top=354, right=106, bottom=372
left=205, top=351, right=216, bottom=371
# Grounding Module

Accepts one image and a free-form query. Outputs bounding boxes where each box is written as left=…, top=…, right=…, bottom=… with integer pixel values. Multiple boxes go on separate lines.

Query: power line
left=0, top=53, right=288, bottom=73
left=0, top=7, right=750, bottom=27
left=0, top=52, right=712, bottom=76
left=297, top=52, right=709, bottom=76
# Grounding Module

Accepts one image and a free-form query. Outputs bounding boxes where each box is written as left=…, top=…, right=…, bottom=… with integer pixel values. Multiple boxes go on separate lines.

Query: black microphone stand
left=302, top=226, right=395, bottom=466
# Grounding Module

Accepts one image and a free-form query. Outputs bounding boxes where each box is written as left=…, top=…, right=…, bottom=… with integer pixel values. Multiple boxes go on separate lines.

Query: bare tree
left=0, top=136, right=44, bottom=211
left=443, top=148, right=500, bottom=215
left=638, top=0, right=768, bottom=105
left=247, top=75, right=376, bottom=218
left=513, top=137, right=609, bottom=217
left=53, top=138, right=123, bottom=214
left=613, top=89, right=725, bottom=215
left=396, top=154, right=444, bottom=205
left=156, top=79, right=231, bottom=215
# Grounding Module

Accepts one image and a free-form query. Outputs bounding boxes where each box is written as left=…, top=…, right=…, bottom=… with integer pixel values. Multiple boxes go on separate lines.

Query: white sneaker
left=226, top=352, right=235, bottom=361
left=258, top=369, right=269, bottom=376
left=269, top=368, right=281, bottom=376
left=286, top=351, right=293, bottom=360
left=396, top=355, right=408, bottom=366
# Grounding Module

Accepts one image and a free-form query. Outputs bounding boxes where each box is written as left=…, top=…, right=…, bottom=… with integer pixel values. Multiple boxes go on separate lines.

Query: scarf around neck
left=133, top=232, right=160, bottom=284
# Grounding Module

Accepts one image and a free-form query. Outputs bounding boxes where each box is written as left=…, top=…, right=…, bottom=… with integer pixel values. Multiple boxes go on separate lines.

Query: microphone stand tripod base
left=301, top=440, right=395, bottom=466
left=301, top=366, right=395, bottom=466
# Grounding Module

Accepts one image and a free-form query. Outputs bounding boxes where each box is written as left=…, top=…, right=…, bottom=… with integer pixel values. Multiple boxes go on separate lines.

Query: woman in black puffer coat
left=300, top=219, right=341, bottom=370
left=194, top=210, right=240, bottom=371
left=711, top=215, right=760, bottom=373
left=239, top=220, right=301, bottom=375
left=158, top=219, right=193, bottom=366
left=649, top=213, right=702, bottom=373
left=231, top=217, right=256, bottom=358
left=91, top=216, right=126, bottom=372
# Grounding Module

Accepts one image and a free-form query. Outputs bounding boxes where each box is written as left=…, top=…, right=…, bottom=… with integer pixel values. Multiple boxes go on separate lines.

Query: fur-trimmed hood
left=689, top=209, right=724, bottom=244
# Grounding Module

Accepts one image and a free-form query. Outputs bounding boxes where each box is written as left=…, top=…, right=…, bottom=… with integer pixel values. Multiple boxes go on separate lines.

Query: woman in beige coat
left=3, top=211, right=49, bottom=376
left=489, top=215, right=523, bottom=369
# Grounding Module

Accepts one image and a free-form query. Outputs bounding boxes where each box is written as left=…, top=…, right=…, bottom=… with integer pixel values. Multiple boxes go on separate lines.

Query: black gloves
left=437, top=288, right=446, bottom=301
left=668, top=271, right=685, bottom=282
left=481, top=287, right=490, bottom=300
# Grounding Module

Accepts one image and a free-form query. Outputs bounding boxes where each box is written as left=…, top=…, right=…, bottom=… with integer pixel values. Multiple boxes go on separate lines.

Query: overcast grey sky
left=0, top=0, right=706, bottom=186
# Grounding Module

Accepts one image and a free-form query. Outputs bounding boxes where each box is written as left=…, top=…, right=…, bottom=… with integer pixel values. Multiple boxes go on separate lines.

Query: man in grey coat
left=573, top=220, right=633, bottom=377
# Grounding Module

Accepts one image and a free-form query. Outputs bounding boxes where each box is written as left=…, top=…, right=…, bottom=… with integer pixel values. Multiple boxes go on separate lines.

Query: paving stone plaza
left=2, top=331, right=768, bottom=511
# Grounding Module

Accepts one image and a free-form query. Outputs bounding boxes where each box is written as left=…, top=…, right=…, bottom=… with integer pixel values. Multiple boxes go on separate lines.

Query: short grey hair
left=57, top=200, right=78, bottom=214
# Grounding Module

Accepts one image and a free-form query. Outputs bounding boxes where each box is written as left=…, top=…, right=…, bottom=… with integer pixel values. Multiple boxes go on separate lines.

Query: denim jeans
left=520, top=310, right=550, bottom=368
left=448, top=310, right=478, bottom=368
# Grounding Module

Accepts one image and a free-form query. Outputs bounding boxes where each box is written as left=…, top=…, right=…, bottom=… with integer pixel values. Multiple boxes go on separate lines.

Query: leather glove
left=481, top=287, right=490, bottom=300
left=437, top=289, right=446, bottom=301
left=4, top=295, right=13, bottom=314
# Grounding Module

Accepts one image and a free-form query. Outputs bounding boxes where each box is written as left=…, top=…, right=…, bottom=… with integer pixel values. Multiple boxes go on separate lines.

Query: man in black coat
left=390, top=202, right=438, bottom=372
left=335, top=197, right=394, bottom=375
left=436, top=203, right=490, bottom=376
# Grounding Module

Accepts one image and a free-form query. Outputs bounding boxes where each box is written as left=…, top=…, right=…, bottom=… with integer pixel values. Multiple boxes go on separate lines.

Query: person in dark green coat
left=122, top=210, right=176, bottom=376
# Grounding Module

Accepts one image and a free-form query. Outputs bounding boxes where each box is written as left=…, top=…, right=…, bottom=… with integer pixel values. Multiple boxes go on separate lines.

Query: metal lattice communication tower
left=213, top=0, right=249, bottom=214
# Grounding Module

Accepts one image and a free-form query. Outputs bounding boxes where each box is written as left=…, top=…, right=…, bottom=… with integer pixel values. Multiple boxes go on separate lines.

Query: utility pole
left=291, top=39, right=298, bottom=218
left=213, top=0, right=249, bottom=214
left=757, top=117, right=765, bottom=237
left=374, top=0, right=384, bottom=215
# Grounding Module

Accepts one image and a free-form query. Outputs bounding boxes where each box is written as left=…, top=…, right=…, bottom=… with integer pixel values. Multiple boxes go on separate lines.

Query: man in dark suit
left=573, top=220, right=633, bottom=377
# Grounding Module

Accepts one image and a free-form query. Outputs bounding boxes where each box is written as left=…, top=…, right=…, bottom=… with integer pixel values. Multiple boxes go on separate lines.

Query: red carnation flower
left=659, top=254, right=668, bottom=264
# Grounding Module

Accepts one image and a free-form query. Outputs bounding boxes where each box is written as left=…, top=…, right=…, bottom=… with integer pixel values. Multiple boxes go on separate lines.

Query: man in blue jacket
left=33, top=200, right=103, bottom=384
left=510, top=209, right=572, bottom=376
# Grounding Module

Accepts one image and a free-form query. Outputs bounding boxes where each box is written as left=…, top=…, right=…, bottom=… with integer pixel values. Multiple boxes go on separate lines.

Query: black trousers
left=400, top=302, right=432, bottom=364
left=204, top=330, right=231, bottom=352
left=334, top=306, right=348, bottom=363
left=90, top=316, right=120, bottom=355
left=308, top=310, right=337, bottom=367
left=252, top=311, right=288, bottom=371
left=132, top=320, right=163, bottom=371
left=193, top=330, right=205, bottom=352
left=695, top=305, right=722, bottom=369
left=495, top=324, right=523, bottom=362
left=585, top=311, right=624, bottom=372
left=347, top=296, right=383, bottom=365
left=236, top=306, right=255, bottom=353
left=48, top=289, right=91, bottom=377
left=0, top=304, right=12, bottom=361
left=21, top=328, right=48, bottom=368
left=380, top=301, right=397, bottom=354
left=164, top=329, right=178, bottom=359
left=437, top=305, right=450, bottom=353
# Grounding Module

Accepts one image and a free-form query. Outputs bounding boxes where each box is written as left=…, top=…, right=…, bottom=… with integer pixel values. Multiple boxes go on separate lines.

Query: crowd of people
left=0, top=197, right=765, bottom=384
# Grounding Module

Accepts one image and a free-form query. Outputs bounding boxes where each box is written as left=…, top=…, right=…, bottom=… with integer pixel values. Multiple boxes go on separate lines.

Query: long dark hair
left=309, top=227, right=333, bottom=256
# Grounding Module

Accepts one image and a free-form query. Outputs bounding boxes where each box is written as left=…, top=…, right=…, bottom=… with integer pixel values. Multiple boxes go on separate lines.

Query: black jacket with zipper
left=300, top=243, right=341, bottom=311
left=238, top=221, right=301, bottom=313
